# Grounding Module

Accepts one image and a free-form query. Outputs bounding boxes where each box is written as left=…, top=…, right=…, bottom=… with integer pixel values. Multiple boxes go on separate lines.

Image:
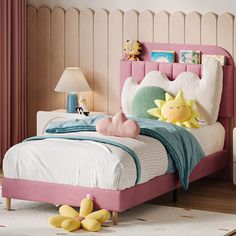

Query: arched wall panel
left=169, top=12, right=185, bottom=43
left=108, top=10, right=123, bottom=114
left=37, top=7, right=51, bottom=112
left=94, top=9, right=109, bottom=112
left=201, top=13, right=217, bottom=45
left=154, top=11, right=169, bottom=43
left=79, top=9, right=94, bottom=111
left=139, top=11, right=154, bottom=42
left=185, top=12, right=201, bottom=44
left=124, top=10, right=139, bottom=41
left=26, top=7, right=37, bottom=136
left=50, top=8, right=65, bottom=110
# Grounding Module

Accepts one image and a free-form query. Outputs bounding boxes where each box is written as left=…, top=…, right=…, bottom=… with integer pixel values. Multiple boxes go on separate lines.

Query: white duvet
left=3, top=122, right=224, bottom=190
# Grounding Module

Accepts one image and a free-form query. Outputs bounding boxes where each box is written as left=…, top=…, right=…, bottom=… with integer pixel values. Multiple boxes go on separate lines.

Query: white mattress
left=3, top=122, right=225, bottom=190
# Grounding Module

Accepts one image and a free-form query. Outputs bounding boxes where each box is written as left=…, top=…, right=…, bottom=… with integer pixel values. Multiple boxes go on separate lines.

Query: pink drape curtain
left=0, top=0, right=26, bottom=167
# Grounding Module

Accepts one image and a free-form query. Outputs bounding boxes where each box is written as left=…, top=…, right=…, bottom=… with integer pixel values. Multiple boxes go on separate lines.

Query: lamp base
left=66, top=93, right=78, bottom=113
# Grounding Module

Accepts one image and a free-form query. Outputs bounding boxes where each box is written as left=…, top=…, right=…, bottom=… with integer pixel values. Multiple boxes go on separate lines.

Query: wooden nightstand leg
left=6, top=197, right=11, bottom=211
left=112, top=211, right=118, bottom=225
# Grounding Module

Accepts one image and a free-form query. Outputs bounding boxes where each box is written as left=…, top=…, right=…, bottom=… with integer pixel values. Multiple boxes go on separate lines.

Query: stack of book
left=179, top=50, right=200, bottom=64
left=151, top=51, right=175, bottom=63
left=151, top=49, right=226, bottom=65
left=202, top=54, right=225, bottom=65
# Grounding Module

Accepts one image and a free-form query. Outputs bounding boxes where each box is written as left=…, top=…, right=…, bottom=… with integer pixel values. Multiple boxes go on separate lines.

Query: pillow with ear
left=122, top=59, right=223, bottom=124
left=131, top=86, right=166, bottom=119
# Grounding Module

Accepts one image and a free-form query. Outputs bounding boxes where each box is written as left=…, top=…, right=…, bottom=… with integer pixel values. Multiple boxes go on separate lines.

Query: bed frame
left=2, top=43, right=234, bottom=225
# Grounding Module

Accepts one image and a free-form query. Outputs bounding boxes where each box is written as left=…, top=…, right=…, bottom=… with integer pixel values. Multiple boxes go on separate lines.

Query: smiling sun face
left=148, top=91, right=200, bottom=128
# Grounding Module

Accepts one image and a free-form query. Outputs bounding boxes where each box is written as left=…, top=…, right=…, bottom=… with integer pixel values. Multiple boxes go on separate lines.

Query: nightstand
left=233, top=128, right=236, bottom=184
left=37, top=110, right=105, bottom=135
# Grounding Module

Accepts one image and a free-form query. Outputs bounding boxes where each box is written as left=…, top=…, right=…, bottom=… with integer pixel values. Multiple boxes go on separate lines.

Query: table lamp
left=55, top=67, right=90, bottom=113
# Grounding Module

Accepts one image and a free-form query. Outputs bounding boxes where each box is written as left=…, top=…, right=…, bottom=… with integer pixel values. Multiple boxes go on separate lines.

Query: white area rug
left=0, top=194, right=236, bottom=236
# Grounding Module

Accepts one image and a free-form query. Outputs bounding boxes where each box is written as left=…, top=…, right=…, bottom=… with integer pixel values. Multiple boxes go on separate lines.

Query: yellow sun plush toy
left=148, top=90, right=201, bottom=128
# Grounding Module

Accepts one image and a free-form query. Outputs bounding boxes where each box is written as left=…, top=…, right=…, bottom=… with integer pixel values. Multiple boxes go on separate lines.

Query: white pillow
left=121, top=59, right=223, bottom=124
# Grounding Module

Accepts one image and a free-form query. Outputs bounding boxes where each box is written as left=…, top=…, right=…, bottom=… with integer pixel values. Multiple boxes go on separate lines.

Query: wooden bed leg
left=112, top=212, right=118, bottom=225
left=6, top=198, right=11, bottom=211
left=173, top=189, right=178, bottom=203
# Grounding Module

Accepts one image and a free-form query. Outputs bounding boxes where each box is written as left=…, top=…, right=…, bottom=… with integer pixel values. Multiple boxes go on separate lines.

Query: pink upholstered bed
left=2, top=43, right=234, bottom=224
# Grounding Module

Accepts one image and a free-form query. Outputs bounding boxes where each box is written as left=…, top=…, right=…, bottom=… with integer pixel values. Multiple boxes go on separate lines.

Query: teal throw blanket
left=26, top=115, right=205, bottom=189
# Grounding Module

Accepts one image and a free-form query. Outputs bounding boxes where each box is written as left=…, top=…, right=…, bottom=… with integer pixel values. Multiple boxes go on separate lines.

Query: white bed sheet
left=3, top=122, right=225, bottom=190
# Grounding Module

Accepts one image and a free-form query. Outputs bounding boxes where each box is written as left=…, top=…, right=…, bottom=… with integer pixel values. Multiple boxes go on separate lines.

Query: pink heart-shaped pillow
left=96, top=112, right=140, bottom=138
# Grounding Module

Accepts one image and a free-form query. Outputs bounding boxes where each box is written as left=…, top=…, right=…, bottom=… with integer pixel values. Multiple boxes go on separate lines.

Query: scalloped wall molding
left=27, top=0, right=236, bottom=15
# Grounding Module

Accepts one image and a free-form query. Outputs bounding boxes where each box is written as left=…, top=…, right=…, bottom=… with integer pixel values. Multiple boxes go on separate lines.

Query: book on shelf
left=179, top=50, right=200, bottom=64
left=151, top=50, right=175, bottom=63
left=201, top=54, right=225, bottom=65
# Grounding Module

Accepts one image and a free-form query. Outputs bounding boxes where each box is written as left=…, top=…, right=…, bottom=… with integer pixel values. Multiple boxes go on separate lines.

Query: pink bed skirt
left=2, top=150, right=228, bottom=212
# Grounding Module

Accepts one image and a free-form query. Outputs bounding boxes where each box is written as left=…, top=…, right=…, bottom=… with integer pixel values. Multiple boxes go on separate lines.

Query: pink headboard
left=120, top=42, right=234, bottom=149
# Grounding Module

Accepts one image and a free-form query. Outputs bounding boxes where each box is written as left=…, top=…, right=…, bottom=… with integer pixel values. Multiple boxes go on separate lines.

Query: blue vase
left=67, top=93, right=78, bottom=113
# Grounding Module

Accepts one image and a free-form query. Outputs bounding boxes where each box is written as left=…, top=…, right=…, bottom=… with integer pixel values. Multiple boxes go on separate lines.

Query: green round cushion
left=131, top=86, right=166, bottom=119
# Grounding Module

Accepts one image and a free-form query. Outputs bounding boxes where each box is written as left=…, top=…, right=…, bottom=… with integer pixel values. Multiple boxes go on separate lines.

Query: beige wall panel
left=139, top=10, right=154, bottom=42
left=37, top=7, right=51, bottom=111
left=50, top=8, right=65, bottom=110
left=27, top=7, right=37, bottom=136
left=94, top=9, right=108, bottom=112
left=218, top=13, right=234, bottom=125
left=124, top=10, right=139, bottom=41
left=169, top=11, right=185, bottom=43
left=79, top=9, right=94, bottom=110
left=218, top=13, right=234, bottom=176
left=185, top=12, right=201, bottom=44
left=154, top=11, right=169, bottom=43
left=217, top=13, right=234, bottom=55
left=65, top=8, right=79, bottom=106
left=108, top=10, right=123, bottom=114
left=65, top=8, right=79, bottom=67
left=201, top=13, right=217, bottom=45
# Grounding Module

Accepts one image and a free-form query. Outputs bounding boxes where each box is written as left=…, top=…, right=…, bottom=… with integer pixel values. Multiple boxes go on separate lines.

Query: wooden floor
left=0, top=168, right=236, bottom=214
left=149, top=177, right=236, bottom=214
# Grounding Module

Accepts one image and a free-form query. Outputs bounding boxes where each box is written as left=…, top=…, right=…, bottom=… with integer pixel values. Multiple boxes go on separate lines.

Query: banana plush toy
left=48, top=194, right=110, bottom=232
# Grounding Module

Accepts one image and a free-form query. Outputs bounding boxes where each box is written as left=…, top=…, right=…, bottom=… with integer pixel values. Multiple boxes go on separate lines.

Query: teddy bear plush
left=48, top=194, right=110, bottom=232
left=124, top=40, right=142, bottom=61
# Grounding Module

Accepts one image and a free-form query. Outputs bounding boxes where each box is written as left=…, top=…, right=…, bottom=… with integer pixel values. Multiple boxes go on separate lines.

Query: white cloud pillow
left=121, top=59, right=223, bottom=124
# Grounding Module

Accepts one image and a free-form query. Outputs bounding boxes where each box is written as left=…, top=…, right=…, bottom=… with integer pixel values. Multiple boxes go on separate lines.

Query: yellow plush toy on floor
left=48, top=194, right=110, bottom=232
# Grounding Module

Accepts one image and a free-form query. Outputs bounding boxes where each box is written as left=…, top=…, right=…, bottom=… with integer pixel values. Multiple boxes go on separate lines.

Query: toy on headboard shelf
left=124, top=40, right=142, bottom=61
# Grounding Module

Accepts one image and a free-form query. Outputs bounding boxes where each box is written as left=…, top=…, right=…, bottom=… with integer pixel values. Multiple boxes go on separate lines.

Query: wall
left=27, top=0, right=236, bottom=15
left=26, top=5, right=236, bottom=138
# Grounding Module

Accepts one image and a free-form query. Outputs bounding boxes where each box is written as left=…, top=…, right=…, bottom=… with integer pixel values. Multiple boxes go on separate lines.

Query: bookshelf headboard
left=120, top=42, right=234, bottom=149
